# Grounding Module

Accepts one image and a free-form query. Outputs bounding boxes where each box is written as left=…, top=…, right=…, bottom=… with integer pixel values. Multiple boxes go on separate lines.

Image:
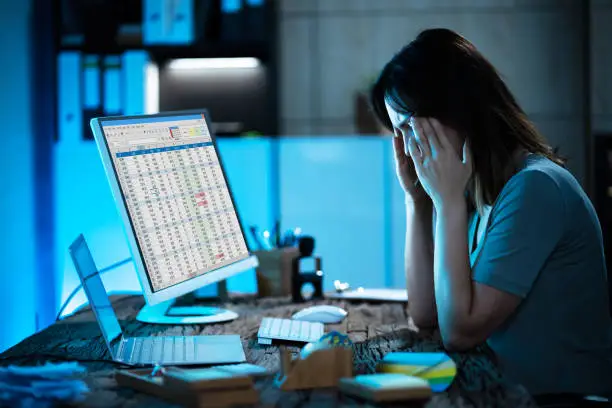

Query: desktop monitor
left=90, top=110, right=258, bottom=323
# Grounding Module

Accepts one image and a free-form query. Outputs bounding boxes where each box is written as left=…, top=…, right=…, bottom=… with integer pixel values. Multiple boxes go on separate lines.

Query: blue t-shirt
left=470, top=154, right=612, bottom=396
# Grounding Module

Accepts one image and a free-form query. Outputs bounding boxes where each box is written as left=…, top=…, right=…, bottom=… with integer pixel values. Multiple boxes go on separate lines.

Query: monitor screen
left=98, top=113, right=249, bottom=293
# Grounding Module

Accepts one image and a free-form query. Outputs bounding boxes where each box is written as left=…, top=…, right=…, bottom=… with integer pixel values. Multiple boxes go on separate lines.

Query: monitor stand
left=136, top=294, right=238, bottom=325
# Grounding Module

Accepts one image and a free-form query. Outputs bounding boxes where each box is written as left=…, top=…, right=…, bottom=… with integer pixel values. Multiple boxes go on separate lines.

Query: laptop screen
left=98, top=113, right=250, bottom=294
left=69, top=235, right=123, bottom=355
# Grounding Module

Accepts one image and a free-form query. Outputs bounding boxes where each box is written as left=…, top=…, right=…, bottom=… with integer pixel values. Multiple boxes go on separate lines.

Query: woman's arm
left=433, top=200, right=521, bottom=350
left=406, top=117, right=531, bottom=350
left=434, top=171, right=564, bottom=351
left=405, top=197, right=437, bottom=328
left=433, top=199, right=472, bottom=343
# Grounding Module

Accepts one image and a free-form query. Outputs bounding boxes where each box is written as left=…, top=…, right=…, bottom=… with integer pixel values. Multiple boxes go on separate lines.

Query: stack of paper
left=0, top=362, right=89, bottom=407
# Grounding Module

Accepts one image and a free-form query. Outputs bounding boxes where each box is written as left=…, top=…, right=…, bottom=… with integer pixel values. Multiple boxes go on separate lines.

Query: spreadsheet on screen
left=101, top=114, right=249, bottom=292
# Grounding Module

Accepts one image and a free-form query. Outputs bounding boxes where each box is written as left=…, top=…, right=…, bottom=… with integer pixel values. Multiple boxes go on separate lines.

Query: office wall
left=592, top=0, right=612, bottom=134
left=0, top=1, right=36, bottom=352
left=279, top=138, right=394, bottom=288
left=279, top=0, right=587, bottom=186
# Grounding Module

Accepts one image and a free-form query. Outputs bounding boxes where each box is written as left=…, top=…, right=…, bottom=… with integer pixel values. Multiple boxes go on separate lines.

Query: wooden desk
left=0, top=295, right=535, bottom=407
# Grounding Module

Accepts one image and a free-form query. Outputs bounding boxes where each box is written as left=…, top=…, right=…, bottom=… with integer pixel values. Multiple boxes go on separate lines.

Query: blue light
left=0, top=0, right=41, bottom=352
left=222, top=0, right=242, bottom=13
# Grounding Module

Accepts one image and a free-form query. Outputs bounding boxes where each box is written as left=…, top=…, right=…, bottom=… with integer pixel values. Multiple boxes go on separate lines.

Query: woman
left=371, top=28, right=612, bottom=397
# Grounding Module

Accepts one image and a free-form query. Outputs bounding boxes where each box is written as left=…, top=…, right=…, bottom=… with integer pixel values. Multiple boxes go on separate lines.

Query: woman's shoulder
left=510, top=155, right=562, bottom=188
left=494, top=155, right=572, bottom=210
left=519, top=154, right=582, bottom=195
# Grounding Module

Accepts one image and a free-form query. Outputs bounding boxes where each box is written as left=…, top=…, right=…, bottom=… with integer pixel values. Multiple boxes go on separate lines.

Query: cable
left=55, top=257, right=133, bottom=321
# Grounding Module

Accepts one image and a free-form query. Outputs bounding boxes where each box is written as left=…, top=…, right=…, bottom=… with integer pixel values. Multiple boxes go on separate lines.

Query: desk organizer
left=254, top=248, right=298, bottom=297
left=275, top=346, right=353, bottom=390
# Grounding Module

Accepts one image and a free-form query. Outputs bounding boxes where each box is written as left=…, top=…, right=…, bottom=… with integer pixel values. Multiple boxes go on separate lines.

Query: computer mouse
left=292, top=305, right=348, bottom=324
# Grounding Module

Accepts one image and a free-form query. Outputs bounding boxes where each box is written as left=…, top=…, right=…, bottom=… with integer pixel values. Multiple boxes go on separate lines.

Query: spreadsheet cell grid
left=103, top=117, right=249, bottom=292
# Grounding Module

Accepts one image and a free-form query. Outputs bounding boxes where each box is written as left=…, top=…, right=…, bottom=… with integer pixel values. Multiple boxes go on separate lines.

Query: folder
left=57, top=52, right=82, bottom=144
left=103, top=56, right=122, bottom=115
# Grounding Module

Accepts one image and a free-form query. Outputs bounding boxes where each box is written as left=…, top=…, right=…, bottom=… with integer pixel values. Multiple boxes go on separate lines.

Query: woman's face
left=384, top=100, right=464, bottom=158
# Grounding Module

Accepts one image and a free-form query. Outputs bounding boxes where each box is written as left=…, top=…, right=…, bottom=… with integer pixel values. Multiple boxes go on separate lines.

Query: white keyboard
left=257, top=318, right=324, bottom=345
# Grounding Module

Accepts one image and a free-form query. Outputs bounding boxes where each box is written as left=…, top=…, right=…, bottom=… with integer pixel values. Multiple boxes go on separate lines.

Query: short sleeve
left=472, top=170, right=565, bottom=298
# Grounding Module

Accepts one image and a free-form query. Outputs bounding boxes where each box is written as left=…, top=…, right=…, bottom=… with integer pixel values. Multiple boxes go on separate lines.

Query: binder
left=122, top=51, right=149, bottom=115
left=57, top=52, right=82, bottom=144
left=143, top=0, right=194, bottom=45
left=83, top=55, right=100, bottom=110
left=103, top=56, right=122, bottom=115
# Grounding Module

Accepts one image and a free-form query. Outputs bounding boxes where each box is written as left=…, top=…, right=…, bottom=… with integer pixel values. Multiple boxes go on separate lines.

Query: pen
left=292, top=227, right=302, bottom=246
left=249, top=226, right=264, bottom=250
left=274, top=220, right=280, bottom=248
left=262, top=230, right=273, bottom=250
left=281, top=229, right=295, bottom=247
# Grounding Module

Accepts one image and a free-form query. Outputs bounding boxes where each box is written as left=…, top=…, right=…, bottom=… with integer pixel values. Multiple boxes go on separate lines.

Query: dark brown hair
left=370, top=28, right=564, bottom=211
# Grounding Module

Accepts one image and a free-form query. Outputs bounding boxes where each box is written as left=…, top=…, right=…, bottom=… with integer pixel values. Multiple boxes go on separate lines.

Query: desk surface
left=0, top=295, right=535, bottom=407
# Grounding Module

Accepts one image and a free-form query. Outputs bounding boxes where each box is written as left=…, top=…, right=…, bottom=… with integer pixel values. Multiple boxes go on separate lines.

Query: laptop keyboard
left=119, top=335, right=246, bottom=365
left=130, top=336, right=195, bottom=364
left=257, top=317, right=324, bottom=345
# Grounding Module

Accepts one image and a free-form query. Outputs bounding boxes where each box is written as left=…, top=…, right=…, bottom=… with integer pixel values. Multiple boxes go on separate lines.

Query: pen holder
left=254, top=248, right=298, bottom=298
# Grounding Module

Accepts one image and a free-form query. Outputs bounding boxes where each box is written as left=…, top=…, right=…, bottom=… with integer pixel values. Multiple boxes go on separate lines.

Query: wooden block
left=339, top=373, right=432, bottom=403
left=276, top=347, right=353, bottom=390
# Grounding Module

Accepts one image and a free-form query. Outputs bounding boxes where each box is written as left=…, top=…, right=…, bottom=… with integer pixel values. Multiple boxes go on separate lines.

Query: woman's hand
left=407, top=117, right=472, bottom=209
left=392, top=129, right=428, bottom=203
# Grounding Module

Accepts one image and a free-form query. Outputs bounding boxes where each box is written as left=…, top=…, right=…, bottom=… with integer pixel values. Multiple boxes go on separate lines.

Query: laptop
left=69, top=234, right=246, bottom=366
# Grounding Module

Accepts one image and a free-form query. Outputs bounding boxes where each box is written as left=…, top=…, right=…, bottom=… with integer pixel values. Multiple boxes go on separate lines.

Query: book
left=339, top=373, right=432, bottom=403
